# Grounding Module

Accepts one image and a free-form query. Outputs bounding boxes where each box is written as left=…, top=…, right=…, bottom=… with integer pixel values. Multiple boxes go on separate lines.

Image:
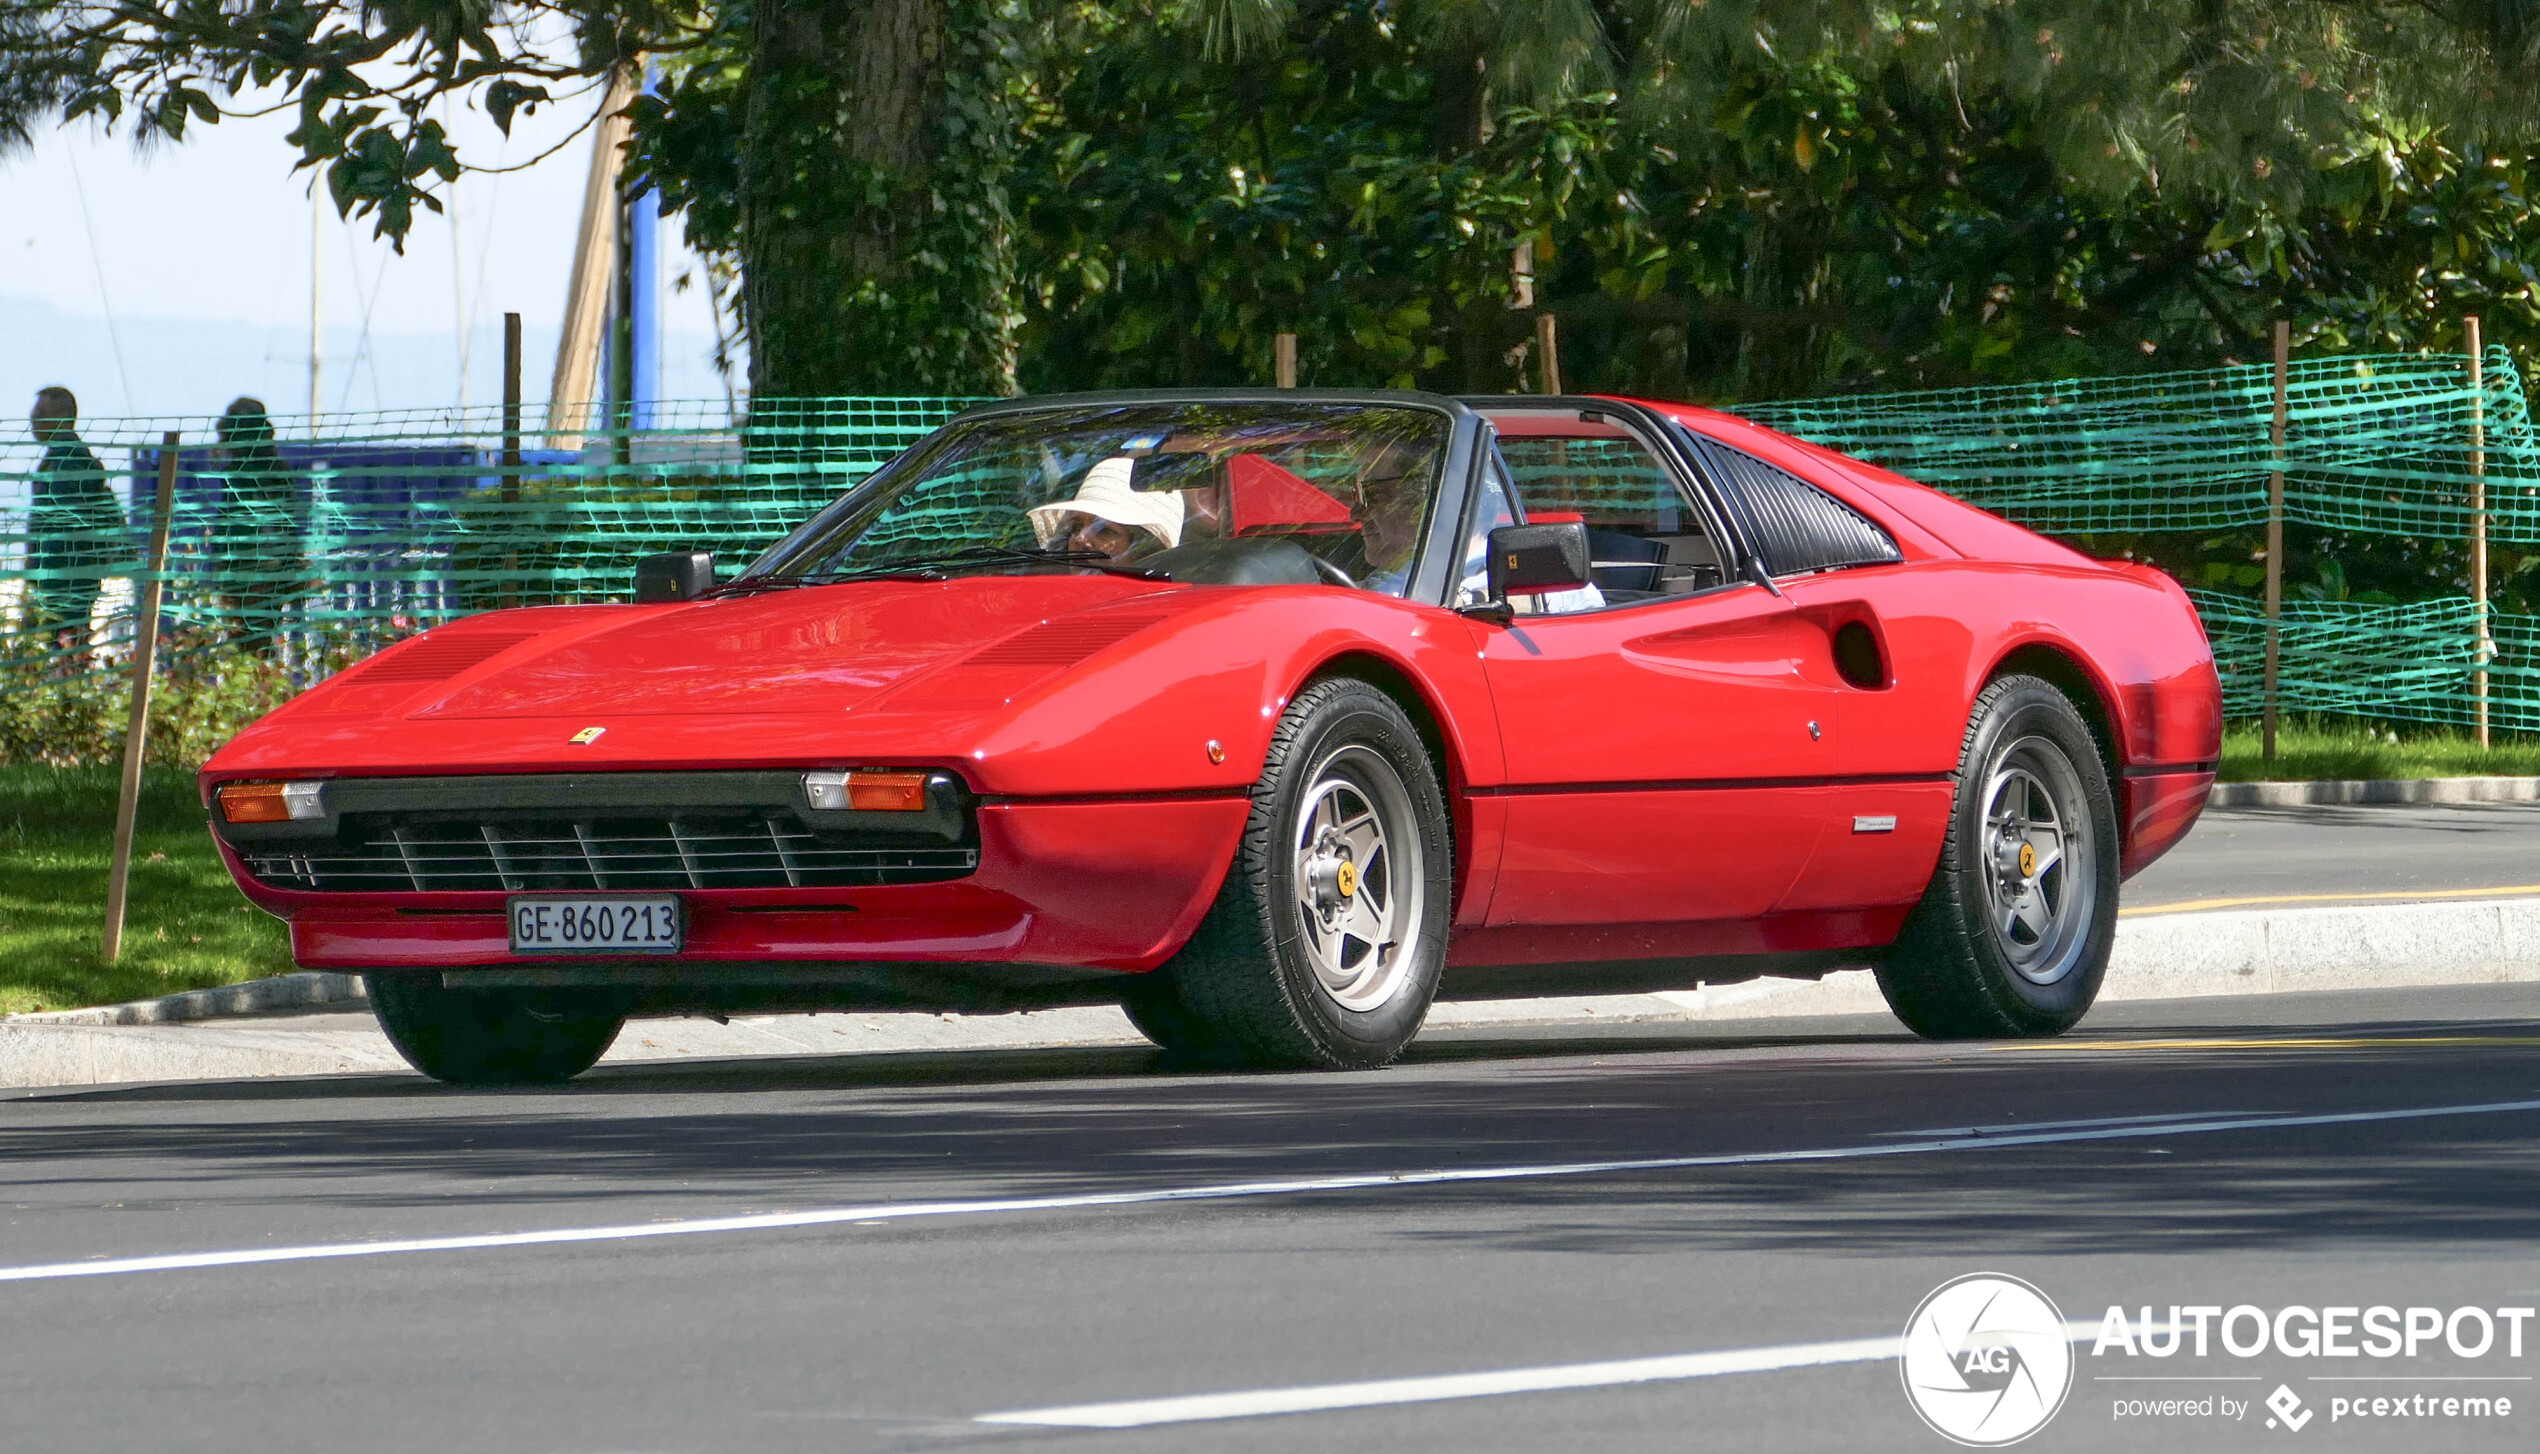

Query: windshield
left=744, top=402, right=1450, bottom=595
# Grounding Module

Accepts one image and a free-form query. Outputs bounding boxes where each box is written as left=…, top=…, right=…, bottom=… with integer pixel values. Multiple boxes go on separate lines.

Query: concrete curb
left=6, top=897, right=2539, bottom=1090
left=2210, top=777, right=2540, bottom=808
left=3, top=972, right=366, bottom=1026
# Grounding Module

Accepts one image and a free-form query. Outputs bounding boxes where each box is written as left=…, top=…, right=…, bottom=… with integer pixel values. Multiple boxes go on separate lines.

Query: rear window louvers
left=1700, top=440, right=1902, bottom=578
left=351, top=631, right=541, bottom=684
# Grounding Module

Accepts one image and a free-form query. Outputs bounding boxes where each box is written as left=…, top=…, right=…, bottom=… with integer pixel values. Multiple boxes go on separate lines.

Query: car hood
left=327, top=576, right=1185, bottom=722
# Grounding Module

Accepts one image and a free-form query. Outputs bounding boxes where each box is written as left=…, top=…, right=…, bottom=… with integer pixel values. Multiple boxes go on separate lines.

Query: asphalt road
left=2127, top=800, right=2540, bottom=909
left=4, top=982, right=2537, bottom=1451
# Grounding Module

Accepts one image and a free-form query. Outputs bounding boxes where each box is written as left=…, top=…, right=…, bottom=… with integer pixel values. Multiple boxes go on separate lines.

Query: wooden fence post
left=1536, top=312, right=1562, bottom=396
left=1274, top=332, right=1298, bottom=389
left=2468, top=315, right=2491, bottom=749
left=2263, top=321, right=2288, bottom=765
left=102, top=433, right=182, bottom=963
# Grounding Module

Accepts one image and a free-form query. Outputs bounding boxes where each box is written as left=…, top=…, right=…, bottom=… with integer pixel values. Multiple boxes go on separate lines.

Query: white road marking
left=1876, top=1110, right=2274, bottom=1138
left=976, top=1322, right=2108, bottom=1428
left=4, top=1096, right=2536, bottom=1285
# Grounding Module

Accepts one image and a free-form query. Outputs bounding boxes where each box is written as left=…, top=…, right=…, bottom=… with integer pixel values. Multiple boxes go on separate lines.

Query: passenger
left=1026, top=457, right=1185, bottom=569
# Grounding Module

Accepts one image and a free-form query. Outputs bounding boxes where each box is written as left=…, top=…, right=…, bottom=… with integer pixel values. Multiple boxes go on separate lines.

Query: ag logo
left=1901, top=1273, right=2074, bottom=1446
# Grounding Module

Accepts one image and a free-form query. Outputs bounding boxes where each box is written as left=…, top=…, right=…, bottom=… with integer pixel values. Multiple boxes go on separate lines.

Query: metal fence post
left=2263, top=321, right=2288, bottom=764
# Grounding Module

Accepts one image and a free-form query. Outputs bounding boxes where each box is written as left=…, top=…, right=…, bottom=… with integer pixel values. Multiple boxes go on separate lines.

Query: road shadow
left=2, top=998, right=2537, bottom=1257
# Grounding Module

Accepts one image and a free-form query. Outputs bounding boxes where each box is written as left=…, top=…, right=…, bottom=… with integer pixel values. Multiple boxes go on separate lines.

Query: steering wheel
left=1307, top=554, right=1359, bottom=589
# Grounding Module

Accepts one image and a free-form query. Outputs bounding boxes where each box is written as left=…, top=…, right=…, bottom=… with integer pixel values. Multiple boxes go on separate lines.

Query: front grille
left=244, top=814, right=976, bottom=893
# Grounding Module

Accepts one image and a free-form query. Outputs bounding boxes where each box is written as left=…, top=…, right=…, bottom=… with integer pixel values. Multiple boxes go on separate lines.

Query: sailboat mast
left=308, top=193, right=323, bottom=431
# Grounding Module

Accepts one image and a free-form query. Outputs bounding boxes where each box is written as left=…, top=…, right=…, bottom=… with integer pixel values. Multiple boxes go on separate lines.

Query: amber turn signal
left=217, top=781, right=324, bottom=823
left=803, top=769, right=930, bottom=812
left=846, top=771, right=929, bottom=812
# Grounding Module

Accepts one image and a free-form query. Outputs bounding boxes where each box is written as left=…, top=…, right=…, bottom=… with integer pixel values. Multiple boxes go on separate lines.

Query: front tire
left=1162, top=678, right=1453, bottom=1069
left=367, top=972, right=625, bottom=1085
left=1875, top=675, right=2119, bottom=1039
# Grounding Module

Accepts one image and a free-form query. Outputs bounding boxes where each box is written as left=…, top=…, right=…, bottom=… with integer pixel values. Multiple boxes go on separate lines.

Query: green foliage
left=1000, top=3, right=2540, bottom=400
left=18, top=0, right=2540, bottom=404
left=0, top=631, right=373, bottom=770
left=0, top=765, right=291, bottom=1015
left=1012, top=3, right=1616, bottom=391
left=635, top=0, right=1032, bottom=394
left=1, top=0, right=704, bottom=245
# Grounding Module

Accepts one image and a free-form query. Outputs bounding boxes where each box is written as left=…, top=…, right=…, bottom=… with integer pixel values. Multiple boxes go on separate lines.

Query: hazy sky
left=1, top=81, right=736, bottom=422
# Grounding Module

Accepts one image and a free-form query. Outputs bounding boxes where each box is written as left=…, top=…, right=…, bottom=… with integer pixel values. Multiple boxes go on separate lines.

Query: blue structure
left=627, top=65, right=664, bottom=431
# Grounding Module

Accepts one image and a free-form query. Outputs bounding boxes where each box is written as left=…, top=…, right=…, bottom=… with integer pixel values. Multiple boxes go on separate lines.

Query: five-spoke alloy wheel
left=1876, top=674, right=2119, bottom=1039
left=1135, top=677, right=1452, bottom=1069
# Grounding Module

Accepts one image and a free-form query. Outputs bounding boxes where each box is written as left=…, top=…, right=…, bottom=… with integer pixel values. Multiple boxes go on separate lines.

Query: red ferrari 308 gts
left=202, top=391, right=2221, bottom=1083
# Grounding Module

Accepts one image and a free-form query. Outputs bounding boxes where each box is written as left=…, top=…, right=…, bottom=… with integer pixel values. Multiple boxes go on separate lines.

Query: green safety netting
left=1745, top=350, right=2537, bottom=541
left=2186, top=589, right=2540, bottom=733
left=2, top=358, right=2532, bottom=736
left=1, top=397, right=975, bottom=679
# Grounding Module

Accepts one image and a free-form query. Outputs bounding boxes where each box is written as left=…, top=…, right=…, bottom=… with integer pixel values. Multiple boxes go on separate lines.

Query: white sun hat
left=1027, top=456, right=1186, bottom=552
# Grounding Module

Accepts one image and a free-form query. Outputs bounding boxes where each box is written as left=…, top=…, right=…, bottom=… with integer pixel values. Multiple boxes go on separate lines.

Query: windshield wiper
left=705, top=544, right=1171, bottom=597
left=846, top=543, right=1171, bottom=581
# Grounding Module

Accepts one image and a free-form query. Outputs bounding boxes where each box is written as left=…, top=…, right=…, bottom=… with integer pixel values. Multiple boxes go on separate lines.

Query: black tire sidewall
left=1257, top=684, right=1454, bottom=1060
left=1944, top=682, right=2120, bottom=1033
left=367, top=972, right=624, bottom=1084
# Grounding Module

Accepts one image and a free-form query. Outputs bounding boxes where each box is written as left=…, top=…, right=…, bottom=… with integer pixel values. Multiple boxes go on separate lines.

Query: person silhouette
left=211, top=397, right=302, bottom=655
left=26, top=386, right=127, bottom=657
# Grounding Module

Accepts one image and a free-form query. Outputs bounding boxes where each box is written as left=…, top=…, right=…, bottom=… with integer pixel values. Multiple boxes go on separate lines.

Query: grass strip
left=2217, top=720, right=2540, bottom=782
left=0, top=766, right=291, bottom=1015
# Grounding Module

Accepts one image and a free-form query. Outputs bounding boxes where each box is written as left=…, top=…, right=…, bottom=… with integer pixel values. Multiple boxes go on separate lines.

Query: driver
left=1026, top=457, right=1185, bottom=568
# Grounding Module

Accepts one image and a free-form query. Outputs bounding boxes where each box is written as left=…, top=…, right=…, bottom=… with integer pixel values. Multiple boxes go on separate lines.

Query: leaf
left=485, top=79, right=548, bottom=137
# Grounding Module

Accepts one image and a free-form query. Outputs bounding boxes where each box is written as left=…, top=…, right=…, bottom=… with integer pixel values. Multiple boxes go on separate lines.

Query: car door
left=1680, top=429, right=1958, bottom=914
left=1465, top=410, right=1846, bottom=933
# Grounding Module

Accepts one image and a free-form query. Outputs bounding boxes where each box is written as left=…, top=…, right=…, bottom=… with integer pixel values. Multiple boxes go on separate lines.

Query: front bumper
left=219, top=794, right=1252, bottom=977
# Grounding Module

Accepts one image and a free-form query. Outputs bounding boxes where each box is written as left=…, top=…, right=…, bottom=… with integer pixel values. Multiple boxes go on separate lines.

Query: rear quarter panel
left=1657, top=401, right=2221, bottom=881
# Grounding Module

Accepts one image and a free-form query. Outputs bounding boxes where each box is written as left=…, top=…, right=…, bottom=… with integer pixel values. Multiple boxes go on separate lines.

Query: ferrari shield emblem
left=570, top=726, right=607, bottom=746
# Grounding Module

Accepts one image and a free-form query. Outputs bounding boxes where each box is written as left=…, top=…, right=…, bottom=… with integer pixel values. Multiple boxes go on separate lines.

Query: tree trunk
left=737, top=0, right=1021, bottom=400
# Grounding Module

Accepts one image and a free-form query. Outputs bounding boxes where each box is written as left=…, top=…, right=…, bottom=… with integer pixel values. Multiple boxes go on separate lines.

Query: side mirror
left=1486, top=521, right=1592, bottom=598
left=635, top=551, right=715, bottom=602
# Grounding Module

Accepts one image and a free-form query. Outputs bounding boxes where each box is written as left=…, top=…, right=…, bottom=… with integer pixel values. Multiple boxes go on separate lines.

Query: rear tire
left=1164, top=678, right=1453, bottom=1070
left=1875, top=674, right=2119, bottom=1040
left=367, top=972, right=625, bottom=1085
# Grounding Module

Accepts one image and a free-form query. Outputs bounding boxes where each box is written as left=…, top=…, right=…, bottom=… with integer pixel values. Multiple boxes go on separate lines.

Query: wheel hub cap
left=1977, top=735, right=2099, bottom=987
left=1290, top=746, right=1427, bottom=1013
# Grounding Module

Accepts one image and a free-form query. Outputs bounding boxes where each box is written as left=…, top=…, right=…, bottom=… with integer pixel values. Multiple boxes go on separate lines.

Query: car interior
left=1484, top=412, right=1731, bottom=605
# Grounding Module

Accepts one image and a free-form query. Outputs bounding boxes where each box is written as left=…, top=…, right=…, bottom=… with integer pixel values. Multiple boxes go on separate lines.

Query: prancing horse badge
left=570, top=726, right=607, bottom=745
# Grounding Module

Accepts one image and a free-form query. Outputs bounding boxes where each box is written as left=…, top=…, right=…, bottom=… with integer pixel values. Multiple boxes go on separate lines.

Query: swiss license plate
left=508, top=895, right=683, bottom=955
